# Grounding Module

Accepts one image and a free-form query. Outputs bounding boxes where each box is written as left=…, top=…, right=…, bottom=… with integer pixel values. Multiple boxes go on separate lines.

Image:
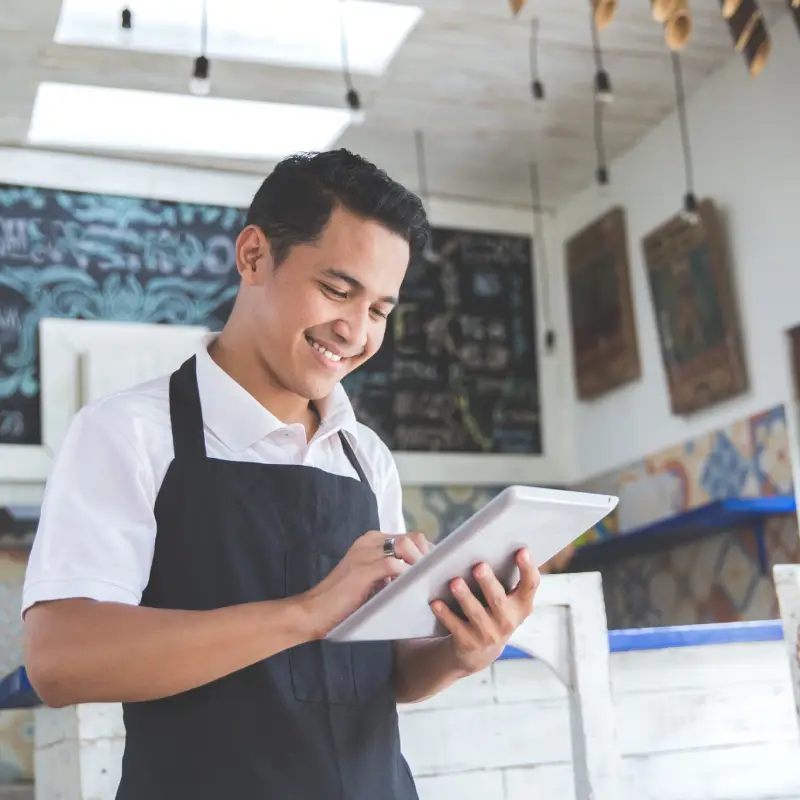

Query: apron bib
left=115, top=356, right=418, bottom=800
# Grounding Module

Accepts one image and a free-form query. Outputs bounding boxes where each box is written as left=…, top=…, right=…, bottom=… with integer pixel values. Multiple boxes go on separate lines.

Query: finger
left=472, top=563, right=521, bottom=637
left=391, top=534, right=427, bottom=566
left=449, top=578, right=498, bottom=639
left=373, top=553, right=409, bottom=582
left=509, top=550, right=540, bottom=613
left=430, top=599, right=472, bottom=641
left=473, top=563, right=511, bottom=616
left=512, top=549, right=540, bottom=594
left=407, top=531, right=434, bottom=557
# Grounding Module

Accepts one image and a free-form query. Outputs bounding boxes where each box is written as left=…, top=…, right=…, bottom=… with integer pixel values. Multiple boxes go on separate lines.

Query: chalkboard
left=0, top=183, right=541, bottom=453
left=342, top=227, right=541, bottom=453
left=0, top=183, right=242, bottom=444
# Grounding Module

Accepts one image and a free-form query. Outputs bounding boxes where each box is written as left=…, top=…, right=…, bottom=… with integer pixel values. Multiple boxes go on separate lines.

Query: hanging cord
left=529, top=18, right=540, bottom=82
left=200, top=0, right=208, bottom=55
left=413, top=130, right=439, bottom=260
left=414, top=129, right=431, bottom=206
left=671, top=50, right=695, bottom=201
left=593, top=96, right=608, bottom=178
left=339, top=0, right=356, bottom=94
left=589, top=6, right=604, bottom=72
left=529, top=17, right=546, bottom=100
left=528, top=162, right=556, bottom=351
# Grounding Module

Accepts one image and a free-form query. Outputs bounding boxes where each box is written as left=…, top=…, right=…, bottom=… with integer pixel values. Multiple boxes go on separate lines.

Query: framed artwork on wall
left=642, top=198, right=748, bottom=416
left=564, top=206, right=641, bottom=400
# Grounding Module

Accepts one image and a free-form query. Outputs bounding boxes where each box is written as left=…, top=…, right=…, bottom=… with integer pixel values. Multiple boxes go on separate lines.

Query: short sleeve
left=22, top=402, right=158, bottom=617
left=377, top=458, right=407, bottom=535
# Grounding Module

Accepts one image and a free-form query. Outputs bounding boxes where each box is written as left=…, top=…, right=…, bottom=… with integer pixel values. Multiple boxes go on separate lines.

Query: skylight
left=27, top=83, right=353, bottom=160
left=53, top=0, right=423, bottom=76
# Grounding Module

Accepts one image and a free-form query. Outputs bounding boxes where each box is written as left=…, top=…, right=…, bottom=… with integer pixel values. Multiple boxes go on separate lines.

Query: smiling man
left=21, top=149, right=540, bottom=799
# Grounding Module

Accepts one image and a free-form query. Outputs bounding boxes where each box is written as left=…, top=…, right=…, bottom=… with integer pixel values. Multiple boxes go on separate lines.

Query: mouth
left=305, top=335, right=348, bottom=370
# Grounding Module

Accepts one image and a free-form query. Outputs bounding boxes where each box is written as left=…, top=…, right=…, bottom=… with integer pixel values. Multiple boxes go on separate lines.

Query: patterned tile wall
left=601, top=515, right=800, bottom=628
left=575, top=404, right=793, bottom=542
left=574, top=403, right=800, bottom=628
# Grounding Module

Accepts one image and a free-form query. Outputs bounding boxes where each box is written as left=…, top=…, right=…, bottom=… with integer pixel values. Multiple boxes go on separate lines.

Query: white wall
left=556, top=13, right=800, bottom=482
left=0, top=146, right=576, bottom=489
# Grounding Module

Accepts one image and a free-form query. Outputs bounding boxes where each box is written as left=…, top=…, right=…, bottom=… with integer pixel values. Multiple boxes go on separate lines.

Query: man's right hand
left=301, top=530, right=433, bottom=639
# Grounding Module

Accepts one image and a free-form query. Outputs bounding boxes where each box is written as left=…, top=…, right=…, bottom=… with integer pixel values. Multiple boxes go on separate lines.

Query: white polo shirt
left=22, top=335, right=406, bottom=616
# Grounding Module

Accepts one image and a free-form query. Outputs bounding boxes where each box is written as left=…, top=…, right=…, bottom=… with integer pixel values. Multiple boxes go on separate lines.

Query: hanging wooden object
left=788, top=0, right=800, bottom=37
left=642, top=199, right=749, bottom=416
left=592, top=0, right=617, bottom=30
left=652, top=0, right=679, bottom=22
left=720, top=0, right=771, bottom=76
left=509, top=0, right=527, bottom=15
left=721, top=0, right=743, bottom=16
left=665, top=0, right=692, bottom=50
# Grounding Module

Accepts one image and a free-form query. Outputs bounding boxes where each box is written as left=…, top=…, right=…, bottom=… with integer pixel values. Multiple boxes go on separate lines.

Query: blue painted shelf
left=1, top=619, right=786, bottom=710
left=567, top=495, right=796, bottom=570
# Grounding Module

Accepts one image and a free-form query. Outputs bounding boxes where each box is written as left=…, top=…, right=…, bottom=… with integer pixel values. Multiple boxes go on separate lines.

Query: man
left=22, top=149, right=540, bottom=799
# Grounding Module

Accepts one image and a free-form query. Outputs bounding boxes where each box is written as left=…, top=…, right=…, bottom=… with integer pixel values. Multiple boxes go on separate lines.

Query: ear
left=235, top=225, right=273, bottom=285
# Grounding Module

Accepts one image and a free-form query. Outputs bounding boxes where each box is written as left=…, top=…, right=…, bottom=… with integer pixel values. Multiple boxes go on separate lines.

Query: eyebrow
left=322, top=268, right=399, bottom=306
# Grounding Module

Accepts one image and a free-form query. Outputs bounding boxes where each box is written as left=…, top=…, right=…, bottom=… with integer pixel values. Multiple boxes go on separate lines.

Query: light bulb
left=118, top=6, right=133, bottom=46
left=346, top=89, right=365, bottom=124
left=189, top=56, right=211, bottom=96
left=594, top=69, right=614, bottom=103
left=681, top=192, right=700, bottom=225
left=189, top=77, right=211, bottom=96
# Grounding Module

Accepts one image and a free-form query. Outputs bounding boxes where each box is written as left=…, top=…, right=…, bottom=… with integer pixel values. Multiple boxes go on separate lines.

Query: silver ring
left=382, top=537, right=397, bottom=558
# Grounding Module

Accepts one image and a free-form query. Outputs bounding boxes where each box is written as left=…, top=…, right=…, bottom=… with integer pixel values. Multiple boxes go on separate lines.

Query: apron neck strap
left=169, top=356, right=207, bottom=461
left=169, top=357, right=371, bottom=489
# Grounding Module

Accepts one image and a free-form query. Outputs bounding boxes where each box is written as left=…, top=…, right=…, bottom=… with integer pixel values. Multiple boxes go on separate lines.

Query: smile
left=306, top=336, right=345, bottom=366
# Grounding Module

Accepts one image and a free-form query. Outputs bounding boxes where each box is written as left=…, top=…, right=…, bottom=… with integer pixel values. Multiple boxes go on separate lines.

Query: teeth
left=307, top=337, right=342, bottom=362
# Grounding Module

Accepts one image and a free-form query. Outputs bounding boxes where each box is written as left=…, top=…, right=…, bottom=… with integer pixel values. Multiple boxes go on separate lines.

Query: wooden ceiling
left=0, top=0, right=791, bottom=207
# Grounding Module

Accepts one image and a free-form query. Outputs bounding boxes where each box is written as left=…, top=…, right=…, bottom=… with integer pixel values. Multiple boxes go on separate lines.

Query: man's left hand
left=430, top=548, right=540, bottom=676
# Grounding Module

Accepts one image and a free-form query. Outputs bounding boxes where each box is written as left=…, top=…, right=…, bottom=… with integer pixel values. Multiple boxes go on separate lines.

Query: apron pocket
left=351, top=639, right=395, bottom=703
left=286, top=550, right=359, bottom=706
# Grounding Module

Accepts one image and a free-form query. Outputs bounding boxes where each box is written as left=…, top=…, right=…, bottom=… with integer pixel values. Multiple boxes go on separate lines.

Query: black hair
left=244, top=148, right=430, bottom=266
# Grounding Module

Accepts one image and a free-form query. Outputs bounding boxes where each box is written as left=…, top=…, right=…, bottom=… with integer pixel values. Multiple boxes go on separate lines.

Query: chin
left=294, top=374, right=342, bottom=402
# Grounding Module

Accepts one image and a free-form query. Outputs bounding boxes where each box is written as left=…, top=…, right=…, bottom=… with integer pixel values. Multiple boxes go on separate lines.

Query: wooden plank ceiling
left=0, top=0, right=791, bottom=208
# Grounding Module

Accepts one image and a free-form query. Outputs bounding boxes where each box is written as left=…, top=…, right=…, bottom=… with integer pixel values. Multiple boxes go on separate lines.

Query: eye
left=320, top=282, right=347, bottom=300
left=370, top=307, right=389, bottom=320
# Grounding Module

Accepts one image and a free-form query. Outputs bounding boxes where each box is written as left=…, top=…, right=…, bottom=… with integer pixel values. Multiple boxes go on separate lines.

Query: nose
left=331, top=304, right=370, bottom=353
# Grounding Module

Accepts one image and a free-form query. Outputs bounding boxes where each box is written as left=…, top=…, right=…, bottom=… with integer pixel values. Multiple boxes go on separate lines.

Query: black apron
left=115, top=356, right=419, bottom=800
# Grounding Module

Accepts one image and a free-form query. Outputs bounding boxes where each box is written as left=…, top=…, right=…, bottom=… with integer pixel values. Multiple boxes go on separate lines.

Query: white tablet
left=326, top=484, right=618, bottom=642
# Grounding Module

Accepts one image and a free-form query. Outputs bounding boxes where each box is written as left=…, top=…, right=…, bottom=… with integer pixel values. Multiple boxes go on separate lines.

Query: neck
left=209, top=327, right=314, bottom=429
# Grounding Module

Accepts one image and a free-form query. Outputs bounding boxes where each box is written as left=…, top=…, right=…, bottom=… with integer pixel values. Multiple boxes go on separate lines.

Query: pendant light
left=189, top=0, right=210, bottom=96
left=671, top=51, right=699, bottom=224
left=529, top=18, right=546, bottom=106
left=589, top=4, right=613, bottom=102
left=340, top=0, right=365, bottom=124
left=119, top=6, right=133, bottom=46
left=528, top=162, right=556, bottom=353
left=414, top=130, right=440, bottom=263
left=593, top=90, right=610, bottom=188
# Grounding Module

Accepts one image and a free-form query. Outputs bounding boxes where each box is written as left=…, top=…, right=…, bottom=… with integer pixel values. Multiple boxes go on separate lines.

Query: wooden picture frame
left=642, top=198, right=748, bottom=416
left=565, top=207, right=641, bottom=400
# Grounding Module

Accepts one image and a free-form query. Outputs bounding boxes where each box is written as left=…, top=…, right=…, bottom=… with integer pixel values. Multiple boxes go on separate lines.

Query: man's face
left=237, top=205, right=410, bottom=401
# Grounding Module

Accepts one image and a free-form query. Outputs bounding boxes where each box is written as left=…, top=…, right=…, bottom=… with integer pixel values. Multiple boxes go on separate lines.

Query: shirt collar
left=194, top=334, right=359, bottom=452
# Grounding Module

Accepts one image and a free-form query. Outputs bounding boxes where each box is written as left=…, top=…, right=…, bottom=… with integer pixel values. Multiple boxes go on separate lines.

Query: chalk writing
left=0, top=182, right=243, bottom=444
left=343, top=225, right=541, bottom=453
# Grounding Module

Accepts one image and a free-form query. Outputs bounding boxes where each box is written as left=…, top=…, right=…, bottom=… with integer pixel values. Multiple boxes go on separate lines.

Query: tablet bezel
left=326, top=484, right=618, bottom=642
